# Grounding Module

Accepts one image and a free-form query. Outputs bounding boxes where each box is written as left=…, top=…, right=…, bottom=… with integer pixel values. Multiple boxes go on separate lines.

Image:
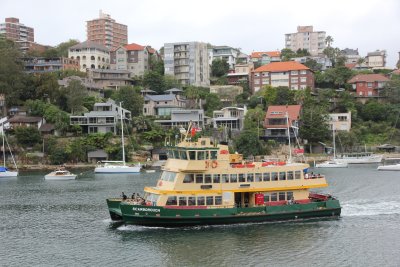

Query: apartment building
left=110, top=43, right=151, bottom=77
left=143, top=92, right=187, bottom=117
left=155, top=109, right=204, bottom=129
left=251, top=61, right=314, bottom=92
left=212, top=106, right=247, bottom=131
left=0, top=17, right=36, bottom=53
left=208, top=46, right=240, bottom=69
left=87, top=10, right=128, bottom=50
left=285, top=26, right=326, bottom=56
left=164, top=42, right=210, bottom=87
left=348, top=74, right=389, bottom=98
left=365, top=50, right=387, bottom=69
left=87, top=69, right=132, bottom=90
left=68, top=41, right=110, bottom=71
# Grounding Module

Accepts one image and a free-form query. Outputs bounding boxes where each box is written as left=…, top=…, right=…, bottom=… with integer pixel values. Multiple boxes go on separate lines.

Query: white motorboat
left=315, top=125, right=348, bottom=168
left=94, top=103, right=141, bottom=174
left=45, top=169, right=77, bottom=180
left=0, top=129, right=18, bottom=178
left=377, top=163, right=400, bottom=171
left=315, top=160, right=348, bottom=168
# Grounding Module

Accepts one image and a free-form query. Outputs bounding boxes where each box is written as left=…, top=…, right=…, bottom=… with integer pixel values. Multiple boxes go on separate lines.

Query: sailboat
left=315, top=125, right=348, bottom=168
left=0, top=128, right=18, bottom=177
left=94, top=103, right=141, bottom=173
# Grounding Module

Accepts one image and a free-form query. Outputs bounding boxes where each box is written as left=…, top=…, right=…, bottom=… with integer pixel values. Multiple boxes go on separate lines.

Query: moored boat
left=107, top=131, right=341, bottom=227
left=45, top=169, right=77, bottom=180
left=377, top=163, right=400, bottom=171
left=315, top=160, right=348, bottom=168
left=335, top=152, right=383, bottom=164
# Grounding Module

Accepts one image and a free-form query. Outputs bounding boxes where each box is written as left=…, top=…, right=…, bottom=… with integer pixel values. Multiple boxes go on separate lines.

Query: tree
left=111, top=86, right=144, bottom=117
left=234, top=130, right=265, bottom=157
left=383, top=75, right=400, bottom=104
left=150, top=57, right=164, bottom=75
left=304, top=58, right=323, bottom=72
left=299, top=105, right=331, bottom=147
left=14, top=127, right=42, bottom=147
left=0, top=38, right=26, bottom=106
left=65, top=79, right=87, bottom=114
left=164, top=75, right=182, bottom=90
left=323, top=47, right=346, bottom=68
left=142, top=70, right=165, bottom=93
left=295, top=48, right=310, bottom=57
left=325, top=36, right=334, bottom=47
left=211, top=59, right=229, bottom=77
left=280, top=48, right=296, bottom=61
left=243, top=107, right=265, bottom=139
left=204, top=93, right=222, bottom=117
left=274, top=86, right=296, bottom=105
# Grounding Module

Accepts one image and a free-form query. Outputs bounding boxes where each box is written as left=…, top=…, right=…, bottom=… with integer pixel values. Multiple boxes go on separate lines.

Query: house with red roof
left=250, top=51, right=281, bottom=66
left=110, top=43, right=159, bottom=77
left=263, top=105, right=301, bottom=143
left=348, top=74, right=389, bottom=100
left=251, top=61, right=314, bottom=92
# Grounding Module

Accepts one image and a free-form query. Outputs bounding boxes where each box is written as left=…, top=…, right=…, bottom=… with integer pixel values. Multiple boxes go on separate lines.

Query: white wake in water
left=342, top=200, right=400, bottom=217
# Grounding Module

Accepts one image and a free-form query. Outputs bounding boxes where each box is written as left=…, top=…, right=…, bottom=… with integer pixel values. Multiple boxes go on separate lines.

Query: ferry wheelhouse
left=107, top=137, right=341, bottom=227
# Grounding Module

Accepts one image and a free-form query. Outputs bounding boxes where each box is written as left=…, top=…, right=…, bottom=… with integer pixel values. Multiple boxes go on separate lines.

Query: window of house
left=367, top=82, right=373, bottom=88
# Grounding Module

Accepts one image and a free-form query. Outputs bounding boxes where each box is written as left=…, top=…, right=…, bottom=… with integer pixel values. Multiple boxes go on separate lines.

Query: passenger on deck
left=122, top=192, right=127, bottom=200
left=131, top=193, right=136, bottom=199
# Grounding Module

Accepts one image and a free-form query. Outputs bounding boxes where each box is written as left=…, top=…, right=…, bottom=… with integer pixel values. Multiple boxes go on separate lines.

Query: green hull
left=107, top=199, right=341, bottom=227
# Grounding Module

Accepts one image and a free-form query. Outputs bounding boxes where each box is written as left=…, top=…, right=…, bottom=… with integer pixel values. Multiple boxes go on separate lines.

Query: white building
left=329, top=112, right=351, bottom=132
left=68, top=41, right=110, bottom=71
left=208, top=46, right=240, bottom=69
left=285, top=26, right=326, bottom=56
left=212, top=106, right=247, bottom=131
left=164, top=42, right=210, bottom=87
left=366, top=50, right=387, bottom=69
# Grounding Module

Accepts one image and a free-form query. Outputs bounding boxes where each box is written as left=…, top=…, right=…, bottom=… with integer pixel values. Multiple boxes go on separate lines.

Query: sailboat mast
left=119, top=102, right=126, bottom=166
left=2, top=128, right=5, bottom=167
left=286, top=112, right=292, bottom=163
left=333, top=124, right=336, bottom=159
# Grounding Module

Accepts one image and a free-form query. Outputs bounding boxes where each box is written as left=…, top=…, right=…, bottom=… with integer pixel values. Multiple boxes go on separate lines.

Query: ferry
left=107, top=134, right=341, bottom=227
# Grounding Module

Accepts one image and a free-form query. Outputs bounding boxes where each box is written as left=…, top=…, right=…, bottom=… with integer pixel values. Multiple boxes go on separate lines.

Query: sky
left=1, top=0, right=399, bottom=67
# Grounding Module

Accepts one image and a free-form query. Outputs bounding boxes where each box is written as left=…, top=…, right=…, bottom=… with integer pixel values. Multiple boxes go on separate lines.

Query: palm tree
left=325, top=36, right=334, bottom=47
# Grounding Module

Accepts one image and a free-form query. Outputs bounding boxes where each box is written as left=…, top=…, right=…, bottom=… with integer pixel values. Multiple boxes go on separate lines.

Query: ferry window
left=206, top=196, right=214, bottom=205
left=166, top=196, right=177, bottom=205
left=160, top=172, right=166, bottom=180
left=210, top=150, right=218, bottom=160
left=222, top=174, right=229, bottom=183
left=255, top=173, right=262, bottom=182
left=204, top=174, right=212, bottom=183
left=295, top=171, right=301, bottom=179
left=215, top=196, right=222, bottom=205
left=271, top=193, right=277, bottom=201
left=263, top=172, right=270, bottom=181
left=264, top=194, right=270, bottom=202
left=179, top=196, right=187, bottom=206
left=287, top=171, right=294, bottom=180
left=239, top=173, right=245, bottom=182
left=272, top=172, right=278, bottom=181
left=183, top=174, right=194, bottom=183
left=197, top=151, right=205, bottom=160
left=279, top=192, right=286, bottom=201
left=180, top=150, right=188, bottom=160
left=213, top=174, right=220, bottom=183
left=197, top=196, right=205, bottom=205
left=169, top=172, right=177, bottom=182
left=247, top=173, right=254, bottom=182
left=189, top=151, right=196, bottom=160
left=173, top=150, right=180, bottom=159
left=167, top=150, right=174, bottom=158
left=188, top=196, right=196, bottom=206
left=279, top=172, right=286, bottom=181
left=287, top=192, right=293, bottom=200
left=230, top=174, right=238, bottom=183
left=196, top=174, right=203, bottom=183
left=205, top=151, right=210, bottom=159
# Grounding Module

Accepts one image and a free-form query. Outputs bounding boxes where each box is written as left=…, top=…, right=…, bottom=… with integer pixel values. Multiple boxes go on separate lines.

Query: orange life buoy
left=212, top=160, right=218, bottom=168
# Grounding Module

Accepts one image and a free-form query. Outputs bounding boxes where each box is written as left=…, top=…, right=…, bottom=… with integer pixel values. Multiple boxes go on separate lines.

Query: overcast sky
left=1, top=0, right=399, bottom=67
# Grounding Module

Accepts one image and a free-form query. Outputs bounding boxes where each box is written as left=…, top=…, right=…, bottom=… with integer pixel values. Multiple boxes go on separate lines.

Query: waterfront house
left=263, top=105, right=301, bottom=143
left=348, top=74, right=389, bottom=103
left=143, top=90, right=186, bottom=117
left=87, top=69, right=133, bottom=90
left=154, top=109, right=204, bottom=129
left=70, top=99, right=131, bottom=134
left=7, top=115, right=45, bottom=130
left=212, top=106, right=247, bottom=131
left=250, top=51, right=281, bottom=66
left=328, top=112, right=351, bottom=132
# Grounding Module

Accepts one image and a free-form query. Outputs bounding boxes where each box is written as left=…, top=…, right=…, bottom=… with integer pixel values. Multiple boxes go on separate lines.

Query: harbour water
left=1, top=164, right=400, bottom=266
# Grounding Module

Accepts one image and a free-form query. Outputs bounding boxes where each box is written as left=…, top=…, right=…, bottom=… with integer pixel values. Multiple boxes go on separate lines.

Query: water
left=1, top=165, right=400, bottom=266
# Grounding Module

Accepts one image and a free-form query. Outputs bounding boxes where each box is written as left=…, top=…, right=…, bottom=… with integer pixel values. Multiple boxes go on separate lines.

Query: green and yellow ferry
left=107, top=137, right=341, bottom=227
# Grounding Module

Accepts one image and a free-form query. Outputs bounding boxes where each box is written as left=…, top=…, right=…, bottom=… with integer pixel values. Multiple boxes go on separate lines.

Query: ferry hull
left=109, top=199, right=341, bottom=227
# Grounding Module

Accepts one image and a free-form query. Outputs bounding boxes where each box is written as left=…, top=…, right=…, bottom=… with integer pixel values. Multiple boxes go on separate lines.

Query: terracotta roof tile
left=265, top=105, right=302, bottom=126
left=124, top=43, right=145, bottom=51
left=348, top=74, right=390, bottom=83
left=251, top=51, right=281, bottom=59
left=254, top=61, right=309, bottom=72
